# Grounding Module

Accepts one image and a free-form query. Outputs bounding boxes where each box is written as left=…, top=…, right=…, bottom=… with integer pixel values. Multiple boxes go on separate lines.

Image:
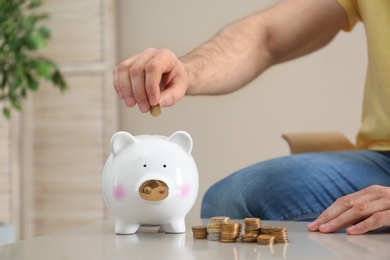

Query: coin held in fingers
left=150, top=104, right=162, bottom=117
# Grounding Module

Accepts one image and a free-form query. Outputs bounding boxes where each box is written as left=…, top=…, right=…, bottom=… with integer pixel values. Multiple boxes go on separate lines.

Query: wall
left=117, top=0, right=367, bottom=220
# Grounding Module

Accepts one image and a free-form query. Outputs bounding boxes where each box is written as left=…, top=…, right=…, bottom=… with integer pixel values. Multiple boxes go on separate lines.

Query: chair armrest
left=282, top=132, right=356, bottom=154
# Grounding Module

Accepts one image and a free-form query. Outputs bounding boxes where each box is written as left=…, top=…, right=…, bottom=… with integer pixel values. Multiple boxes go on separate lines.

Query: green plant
left=0, top=0, right=67, bottom=119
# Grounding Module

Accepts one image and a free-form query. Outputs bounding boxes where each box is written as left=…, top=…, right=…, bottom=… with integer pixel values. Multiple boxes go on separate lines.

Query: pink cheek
left=180, top=184, right=191, bottom=199
left=113, top=185, right=126, bottom=201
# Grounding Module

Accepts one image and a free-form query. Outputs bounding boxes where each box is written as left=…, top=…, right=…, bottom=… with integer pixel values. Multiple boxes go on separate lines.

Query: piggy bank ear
left=111, top=131, right=137, bottom=155
left=168, top=131, right=193, bottom=155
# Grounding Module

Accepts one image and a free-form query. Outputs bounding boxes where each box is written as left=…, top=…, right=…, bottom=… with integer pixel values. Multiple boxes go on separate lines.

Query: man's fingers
left=159, top=79, right=187, bottom=107
left=113, top=48, right=188, bottom=111
left=129, top=58, right=150, bottom=112
left=112, top=66, right=123, bottom=99
left=130, top=48, right=180, bottom=111
left=308, top=193, right=363, bottom=231
left=145, top=48, right=186, bottom=106
left=114, top=55, right=140, bottom=107
left=308, top=186, right=381, bottom=231
left=318, top=197, right=387, bottom=233
left=144, top=49, right=174, bottom=106
left=308, top=185, right=390, bottom=234
left=347, top=210, right=390, bottom=235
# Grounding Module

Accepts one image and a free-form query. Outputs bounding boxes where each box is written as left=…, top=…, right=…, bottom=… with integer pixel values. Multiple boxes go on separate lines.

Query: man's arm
left=113, top=0, right=348, bottom=111
left=183, top=0, right=348, bottom=95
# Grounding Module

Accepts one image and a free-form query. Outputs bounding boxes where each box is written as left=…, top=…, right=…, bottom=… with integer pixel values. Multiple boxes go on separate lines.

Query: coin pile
left=257, top=234, right=276, bottom=245
left=261, top=226, right=289, bottom=244
left=192, top=217, right=290, bottom=246
left=219, top=222, right=242, bottom=243
left=240, top=218, right=261, bottom=243
left=191, top=226, right=207, bottom=239
left=206, top=216, right=230, bottom=241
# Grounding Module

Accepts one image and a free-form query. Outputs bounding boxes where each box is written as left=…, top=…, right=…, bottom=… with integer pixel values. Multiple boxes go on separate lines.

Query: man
left=113, top=0, right=390, bottom=234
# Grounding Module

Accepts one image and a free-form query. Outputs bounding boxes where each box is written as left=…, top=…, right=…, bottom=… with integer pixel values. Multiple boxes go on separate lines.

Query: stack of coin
left=257, top=234, right=276, bottom=246
left=219, top=222, right=242, bottom=243
left=191, top=226, right=207, bottom=239
left=207, top=216, right=230, bottom=241
left=244, top=218, right=261, bottom=235
left=240, top=218, right=261, bottom=243
left=261, top=226, right=289, bottom=244
left=271, top=226, right=289, bottom=244
left=260, top=226, right=273, bottom=236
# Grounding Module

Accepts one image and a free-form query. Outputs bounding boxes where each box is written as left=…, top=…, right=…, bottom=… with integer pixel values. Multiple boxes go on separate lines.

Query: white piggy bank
left=102, top=131, right=199, bottom=234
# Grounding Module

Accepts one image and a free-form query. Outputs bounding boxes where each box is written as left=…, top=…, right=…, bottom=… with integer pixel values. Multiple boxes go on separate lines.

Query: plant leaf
left=38, top=26, right=51, bottom=39
left=52, top=70, right=68, bottom=91
left=0, top=0, right=67, bottom=119
left=10, top=96, right=22, bottom=111
left=2, top=107, right=10, bottom=119
left=28, top=0, right=43, bottom=9
left=0, top=72, right=8, bottom=89
left=31, top=33, right=46, bottom=50
left=35, top=60, right=53, bottom=78
left=25, top=72, right=39, bottom=91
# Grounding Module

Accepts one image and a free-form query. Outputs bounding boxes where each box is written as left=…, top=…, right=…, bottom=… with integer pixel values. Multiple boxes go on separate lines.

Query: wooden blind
left=0, top=116, right=19, bottom=232
left=0, top=118, right=10, bottom=223
left=18, top=0, right=117, bottom=238
left=27, top=76, right=106, bottom=236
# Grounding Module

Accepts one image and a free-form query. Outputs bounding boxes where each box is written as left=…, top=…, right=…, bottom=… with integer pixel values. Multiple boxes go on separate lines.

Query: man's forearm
left=181, top=0, right=347, bottom=96
left=181, top=14, right=273, bottom=96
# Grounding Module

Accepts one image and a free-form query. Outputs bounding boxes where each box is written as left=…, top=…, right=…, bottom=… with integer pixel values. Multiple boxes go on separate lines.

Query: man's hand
left=113, top=48, right=189, bottom=113
left=308, top=185, right=390, bottom=234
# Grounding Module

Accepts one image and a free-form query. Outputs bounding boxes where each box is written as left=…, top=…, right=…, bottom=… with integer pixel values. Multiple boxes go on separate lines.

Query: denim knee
left=201, top=151, right=390, bottom=220
left=200, top=155, right=308, bottom=219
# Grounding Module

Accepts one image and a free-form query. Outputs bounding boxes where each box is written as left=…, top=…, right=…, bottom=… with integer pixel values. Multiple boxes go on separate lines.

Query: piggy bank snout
left=139, top=179, right=169, bottom=201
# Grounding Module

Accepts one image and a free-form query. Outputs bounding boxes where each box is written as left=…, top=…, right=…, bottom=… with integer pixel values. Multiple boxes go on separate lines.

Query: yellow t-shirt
left=337, top=0, right=390, bottom=150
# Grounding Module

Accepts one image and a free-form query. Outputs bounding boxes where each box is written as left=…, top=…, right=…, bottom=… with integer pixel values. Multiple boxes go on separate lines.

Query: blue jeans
left=201, top=150, right=390, bottom=220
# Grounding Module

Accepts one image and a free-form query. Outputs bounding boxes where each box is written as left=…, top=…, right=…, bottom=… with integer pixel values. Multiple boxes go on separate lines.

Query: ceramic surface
left=102, top=131, right=199, bottom=234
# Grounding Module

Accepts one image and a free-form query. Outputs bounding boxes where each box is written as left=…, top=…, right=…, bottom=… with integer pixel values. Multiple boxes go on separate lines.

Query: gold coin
left=219, top=239, right=236, bottom=243
left=241, top=233, right=258, bottom=239
left=257, top=235, right=275, bottom=245
left=244, top=218, right=261, bottom=224
left=209, top=216, right=230, bottom=221
left=150, top=104, right=162, bottom=117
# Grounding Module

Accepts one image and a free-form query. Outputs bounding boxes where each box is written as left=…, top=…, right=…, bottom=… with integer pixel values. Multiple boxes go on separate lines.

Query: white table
left=0, top=223, right=15, bottom=246
left=1, top=219, right=389, bottom=259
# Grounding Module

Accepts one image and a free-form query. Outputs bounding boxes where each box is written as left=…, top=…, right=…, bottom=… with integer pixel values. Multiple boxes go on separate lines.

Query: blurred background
left=0, top=0, right=366, bottom=241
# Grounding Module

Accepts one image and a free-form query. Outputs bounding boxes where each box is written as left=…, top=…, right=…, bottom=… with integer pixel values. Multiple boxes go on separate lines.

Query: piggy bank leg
left=115, top=220, right=140, bottom=235
left=161, top=218, right=186, bottom=233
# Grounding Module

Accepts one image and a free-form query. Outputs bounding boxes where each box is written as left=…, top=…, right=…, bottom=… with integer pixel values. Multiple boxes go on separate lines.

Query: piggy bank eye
left=143, top=164, right=147, bottom=167
left=163, top=164, right=167, bottom=168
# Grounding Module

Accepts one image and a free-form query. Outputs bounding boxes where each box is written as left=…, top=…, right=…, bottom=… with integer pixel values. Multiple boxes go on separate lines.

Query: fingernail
left=139, top=103, right=149, bottom=113
left=159, top=95, right=172, bottom=107
left=159, top=98, right=165, bottom=107
left=346, top=225, right=357, bottom=234
left=319, top=223, right=330, bottom=232
left=125, top=96, right=135, bottom=107
left=149, top=96, right=158, bottom=106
